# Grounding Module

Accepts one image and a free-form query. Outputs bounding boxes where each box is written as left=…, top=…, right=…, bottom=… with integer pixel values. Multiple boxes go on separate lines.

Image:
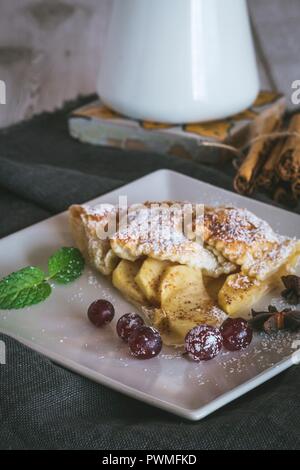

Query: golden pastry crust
left=70, top=201, right=224, bottom=276
left=69, top=204, right=119, bottom=275
left=110, top=207, right=219, bottom=274
left=203, top=206, right=300, bottom=281
left=69, top=202, right=299, bottom=282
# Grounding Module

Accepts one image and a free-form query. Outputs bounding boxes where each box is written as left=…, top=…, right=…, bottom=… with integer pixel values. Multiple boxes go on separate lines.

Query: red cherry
left=128, top=326, right=162, bottom=359
left=185, top=325, right=223, bottom=361
left=221, top=317, right=253, bottom=351
left=87, top=299, right=114, bottom=327
left=116, top=313, right=144, bottom=342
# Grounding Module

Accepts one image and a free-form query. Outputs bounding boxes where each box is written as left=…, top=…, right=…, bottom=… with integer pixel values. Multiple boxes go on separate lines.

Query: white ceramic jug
left=97, top=0, right=259, bottom=123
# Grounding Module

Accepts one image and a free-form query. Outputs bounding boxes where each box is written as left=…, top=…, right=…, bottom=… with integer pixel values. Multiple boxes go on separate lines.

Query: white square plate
left=1, top=170, right=300, bottom=421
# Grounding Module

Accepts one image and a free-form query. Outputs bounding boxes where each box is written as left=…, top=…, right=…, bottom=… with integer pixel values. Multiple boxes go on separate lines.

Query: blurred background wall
left=0, top=0, right=299, bottom=128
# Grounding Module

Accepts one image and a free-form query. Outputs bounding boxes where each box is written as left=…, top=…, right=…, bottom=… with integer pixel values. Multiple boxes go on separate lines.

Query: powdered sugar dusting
left=205, top=206, right=280, bottom=244
left=204, top=205, right=299, bottom=281
left=110, top=203, right=219, bottom=272
left=227, top=273, right=260, bottom=289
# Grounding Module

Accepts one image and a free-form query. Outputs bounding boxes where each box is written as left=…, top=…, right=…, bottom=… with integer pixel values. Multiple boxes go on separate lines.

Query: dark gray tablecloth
left=0, top=97, right=300, bottom=450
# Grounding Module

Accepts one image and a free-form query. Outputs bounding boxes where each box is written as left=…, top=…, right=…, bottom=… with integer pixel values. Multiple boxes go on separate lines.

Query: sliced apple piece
left=135, top=258, right=172, bottom=305
left=112, top=259, right=148, bottom=305
left=218, top=272, right=270, bottom=317
left=160, top=265, right=211, bottom=316
left=157, top=265, right=226, bottom=345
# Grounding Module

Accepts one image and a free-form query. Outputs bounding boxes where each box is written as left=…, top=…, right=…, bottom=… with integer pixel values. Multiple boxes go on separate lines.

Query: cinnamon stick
left=257, top=139, right=284, bottom=190
left=276, top=114, right=300, bottom=182
left=234, top=104, right=285, bottom=195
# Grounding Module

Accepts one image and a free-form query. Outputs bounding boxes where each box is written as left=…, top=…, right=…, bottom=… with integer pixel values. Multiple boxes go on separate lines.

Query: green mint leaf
left=48, top=247, right=85, bottom=284
left=0, top=266, right=51, bottom=309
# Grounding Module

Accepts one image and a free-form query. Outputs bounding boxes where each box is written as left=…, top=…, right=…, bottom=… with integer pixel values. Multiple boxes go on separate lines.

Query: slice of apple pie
left=69, top=202, right=300, bottom=346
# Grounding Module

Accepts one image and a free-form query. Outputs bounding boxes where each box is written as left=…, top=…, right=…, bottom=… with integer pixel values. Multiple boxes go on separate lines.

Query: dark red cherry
left=128, top=326, right=162, bottom=359
left=185, top=325, right=223, bottom=361
left=221, top=317, right=253, bottom=351
left=116, top=313, right=144, bottom=342
left=87, top=299, right=115, bottom=327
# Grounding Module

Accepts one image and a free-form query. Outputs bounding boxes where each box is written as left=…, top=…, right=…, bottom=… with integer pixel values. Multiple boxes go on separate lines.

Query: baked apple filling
left=69, top=202, right=300, bottom=346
